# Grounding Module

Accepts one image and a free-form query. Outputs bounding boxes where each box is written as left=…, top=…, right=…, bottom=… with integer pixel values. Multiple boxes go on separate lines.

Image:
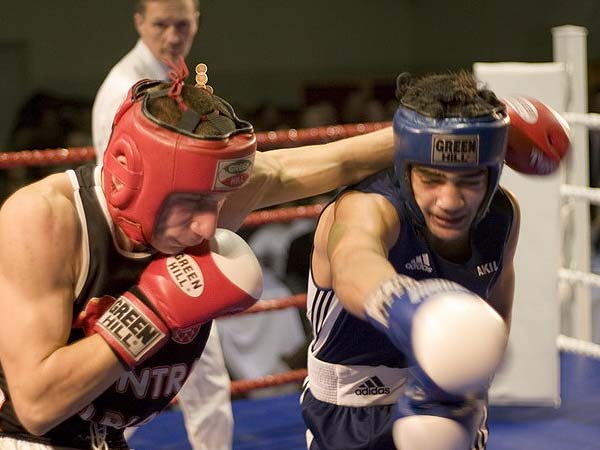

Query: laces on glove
left=89, top=421, right=109, bottom=450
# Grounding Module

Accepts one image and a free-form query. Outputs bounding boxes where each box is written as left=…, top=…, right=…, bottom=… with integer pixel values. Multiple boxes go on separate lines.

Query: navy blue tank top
left=307, top=168, right=514, bottom=369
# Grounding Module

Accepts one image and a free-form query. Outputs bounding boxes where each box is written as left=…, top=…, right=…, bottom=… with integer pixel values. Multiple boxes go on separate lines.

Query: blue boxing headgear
left=393, top=105, right=509, bottom=227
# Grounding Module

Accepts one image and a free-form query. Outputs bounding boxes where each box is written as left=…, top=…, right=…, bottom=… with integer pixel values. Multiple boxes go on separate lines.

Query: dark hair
left=133, top=0, right=199, bottom=15
left=147, top=83, right=237, bottom=136
left=395, top=71, right=505, bottom=119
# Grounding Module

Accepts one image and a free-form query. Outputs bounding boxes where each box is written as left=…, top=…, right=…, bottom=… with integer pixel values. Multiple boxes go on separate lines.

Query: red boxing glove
left=502, top=96, right=571, bottom=175
left=92, top=229, right=263, bottom=367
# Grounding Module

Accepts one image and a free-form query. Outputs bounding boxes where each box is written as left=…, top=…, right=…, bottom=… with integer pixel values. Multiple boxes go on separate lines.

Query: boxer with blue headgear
left=302, top=71, right=528, bottom=450
left=392, top=75, right=509, bottom=228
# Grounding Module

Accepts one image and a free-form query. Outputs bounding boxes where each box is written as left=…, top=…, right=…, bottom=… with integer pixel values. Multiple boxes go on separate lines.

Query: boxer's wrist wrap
left=94, top=289, right=170, bottom=368
left=364, top=274, right=419, bottom=330
left=364, top=275, right=471, bottom=358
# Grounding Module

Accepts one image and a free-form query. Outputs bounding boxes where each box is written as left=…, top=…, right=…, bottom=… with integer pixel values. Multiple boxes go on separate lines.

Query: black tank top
left=0, top=165, right=212, bottom=449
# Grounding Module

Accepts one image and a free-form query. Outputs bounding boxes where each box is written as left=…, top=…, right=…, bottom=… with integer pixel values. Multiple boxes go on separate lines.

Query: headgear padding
left=393, top=105, right=509, bottom=227
left=102, top=79, right=256, bottom=246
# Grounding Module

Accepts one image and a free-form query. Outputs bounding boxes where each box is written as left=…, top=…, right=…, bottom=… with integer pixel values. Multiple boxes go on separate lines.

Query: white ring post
left=552, top=25, right=592, bottom=340
left=473, top=61, right=565, bottom=406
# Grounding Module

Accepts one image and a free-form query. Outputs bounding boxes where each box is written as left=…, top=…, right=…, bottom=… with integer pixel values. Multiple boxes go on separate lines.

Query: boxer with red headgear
left=93, top=3, right=233, bottom=444
left=0, top=58, right=395, bottom=449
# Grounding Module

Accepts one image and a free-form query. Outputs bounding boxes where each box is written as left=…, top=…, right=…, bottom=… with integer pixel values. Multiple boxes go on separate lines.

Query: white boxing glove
left=393, top=415, right=471, bottom=450
left=365, top=276, right=508, bottom=396
left=392, top=373, right=488, bottom=450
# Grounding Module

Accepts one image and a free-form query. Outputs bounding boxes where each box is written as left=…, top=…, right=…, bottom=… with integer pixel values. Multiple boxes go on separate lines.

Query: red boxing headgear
left=102, top=79, right=256, bottom=246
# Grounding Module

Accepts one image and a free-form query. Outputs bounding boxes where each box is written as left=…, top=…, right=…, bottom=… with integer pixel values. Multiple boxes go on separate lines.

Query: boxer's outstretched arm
left=314, top=189, right=401, bottom=319
left=218, top=127, right=393, bottom=231
left=0, top=178, right=125, bottom=435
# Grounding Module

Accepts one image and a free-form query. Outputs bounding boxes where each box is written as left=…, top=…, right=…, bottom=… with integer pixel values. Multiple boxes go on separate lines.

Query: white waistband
left=306, top=352, right=408, bottom=407
left=0, top=436, right=82, bottom=450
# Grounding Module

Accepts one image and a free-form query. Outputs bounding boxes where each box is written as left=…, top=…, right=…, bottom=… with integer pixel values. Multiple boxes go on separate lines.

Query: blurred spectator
left=8, top=91, right=92, bottom=153
left=300, top=101, right=338, bottom=128
left=251, top=103, right=293, bottom=132
left=341, top=84, right=387, bottom=124
left=217, top=224, right=309, bottom=398
left=3, top=91, right=92, bottom=202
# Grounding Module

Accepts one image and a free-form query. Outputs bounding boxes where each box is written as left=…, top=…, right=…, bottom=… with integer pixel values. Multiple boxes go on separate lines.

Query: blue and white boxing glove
left=392, top=374, right=487, bottom=450
left=364, top=275, right=508, bottom=396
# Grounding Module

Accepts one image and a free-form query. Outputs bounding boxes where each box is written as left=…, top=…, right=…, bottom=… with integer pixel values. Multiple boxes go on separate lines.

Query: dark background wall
left=1, top=0, right=599, bottom=150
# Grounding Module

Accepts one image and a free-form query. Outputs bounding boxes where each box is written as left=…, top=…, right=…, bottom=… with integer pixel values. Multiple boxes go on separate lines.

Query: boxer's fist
left=364, top=276, right=507, bottom=395
left=93, top=229, right=263, bottom=367
left=502, top=96, right=570, bottom=175
left=74, top=296, right=118, bottom=336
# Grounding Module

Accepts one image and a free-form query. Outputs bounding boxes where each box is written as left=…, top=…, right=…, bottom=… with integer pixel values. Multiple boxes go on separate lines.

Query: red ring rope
left=230, top=369, right=308, bottom=395
left=230, top=294, right=307, bottom=316
left=0, top=147, right=95, bottom=169
left=220, top=295, right=309, bottom=394
left=0, top=122, right=391, bottom=169
left=242, top=204, right=323, bottom=228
